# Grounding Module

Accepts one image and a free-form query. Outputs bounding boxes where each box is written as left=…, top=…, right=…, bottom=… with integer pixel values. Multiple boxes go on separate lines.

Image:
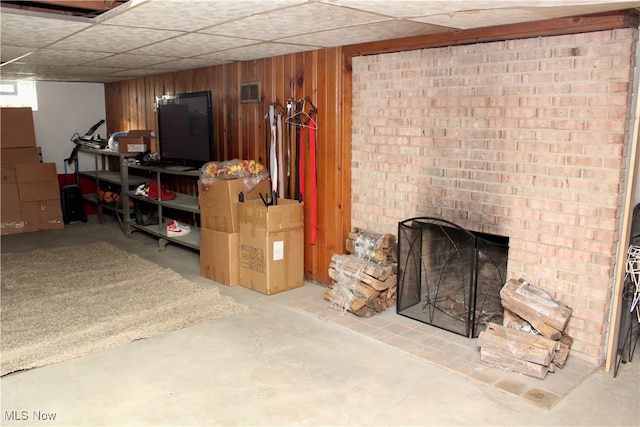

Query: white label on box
left=273, top=240, right=284, bottom=261
left=129, top=144, right=147, bottom=152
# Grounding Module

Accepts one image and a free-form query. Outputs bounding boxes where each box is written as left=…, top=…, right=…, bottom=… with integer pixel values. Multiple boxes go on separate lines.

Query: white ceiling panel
left=130, top=33, right=258, bottom=57
left=85, top=53, right=177, bottom=68
left=414, top=3, right=640, bottom=29
left=206, top=42, right=320, bottom=62
left=102, top=0, right=307, bottom=31
left=276, top=20, right=452, bottom=48
left=0, top=11, right=91, bottom=48
left=48, top=25, right=182, bottom=53
left=0, top=0, right=637, bottom=83
left=202, top=2, right=390, bottom=41
left=26, top=50, right=114, bottom=66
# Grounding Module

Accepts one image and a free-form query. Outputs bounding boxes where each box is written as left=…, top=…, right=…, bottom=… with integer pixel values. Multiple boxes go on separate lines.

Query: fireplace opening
left=397, top=217, right=509, bottom=338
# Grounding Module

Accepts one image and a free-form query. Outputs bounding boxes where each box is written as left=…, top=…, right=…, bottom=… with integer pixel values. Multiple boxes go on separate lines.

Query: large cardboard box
left=15, top=163, right=59, bottom=202
left=1, top=183, right=24, bottom=235
left=21, top=199, right=63, bottom=232
left=238, top=198, right=304, bottom=295
left=1, top=147, right=41, bottom=166
left=200, top=228, right=240, bottom=286
left=0, top=107, right=37, bottom=148
left=15, top=162, right=57, bottom=183
left=118, top=130, right=152, bottom=154
left=1, top=166, right=17, bottom=184
left=199, top=178, right=271, bottom=233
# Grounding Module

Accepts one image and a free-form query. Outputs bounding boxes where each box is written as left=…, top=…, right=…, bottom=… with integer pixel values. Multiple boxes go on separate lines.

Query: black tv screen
left=156, top=90, right=214, bottom=167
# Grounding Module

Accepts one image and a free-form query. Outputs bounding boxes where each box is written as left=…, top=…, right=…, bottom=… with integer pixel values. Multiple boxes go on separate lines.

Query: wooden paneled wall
left=104, top=11, right=635, bottom=287
left=105, top=47, right=351, bottom=285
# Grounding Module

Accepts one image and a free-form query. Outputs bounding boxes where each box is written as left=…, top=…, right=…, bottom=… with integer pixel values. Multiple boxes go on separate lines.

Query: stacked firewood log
left=477, top=278, right=574, bottom=379
left=324, top=229, right=398, bottom=317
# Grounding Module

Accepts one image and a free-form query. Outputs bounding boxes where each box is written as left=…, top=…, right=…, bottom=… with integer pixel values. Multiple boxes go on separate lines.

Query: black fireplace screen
left=397, top=217, right=509, bottom=338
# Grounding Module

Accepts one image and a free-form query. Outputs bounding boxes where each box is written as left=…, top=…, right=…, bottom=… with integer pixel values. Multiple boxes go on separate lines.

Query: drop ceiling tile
left=410, top=1, right=640, bottom=29
left=202, top=2, right=390, bottom=42
left=64, top=66, right=127, bottom=76
left=319, top=0, right=469, bottom=18
left=25, top=49, right=114, bottom=66
left=277, top=20, right=451, bottom=47
left=325, top=0, right=639, bottom=19
left=102, top=0, right=306, bottom=32
left=48, top=24, right=182, bottom=53
left=0, top=11, right=91, bottom=48
left=411, top=3, right=625, bottom=30
left=0, top=62, right=66, bottom=79
left=0, top=45, right=33, bottom=63
left=145, top=57, right=232, bottom=72
left=109, top=69, right=167, bottom=79
left=202, top=42, right=319, bottom=62
left=130, top=33, right=257, bottom=57
left=85, top=53, right=178, bottom=68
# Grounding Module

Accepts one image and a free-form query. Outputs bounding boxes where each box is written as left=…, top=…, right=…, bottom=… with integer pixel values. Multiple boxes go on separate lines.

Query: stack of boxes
left=1, top=108, right=63, bottom=235
left=238, top=198, right=304, bottom=295
left=199, top=176, right=305, bottom=295
left=199, top=178, right=271, bottom=286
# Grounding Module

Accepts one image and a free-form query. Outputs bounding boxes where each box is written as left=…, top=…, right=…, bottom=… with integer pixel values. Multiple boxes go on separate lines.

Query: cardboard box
left=200, top=228, right=240, bottom=286
left=21, top=199, right=63, bottom=232
left=0, top=107, right=37, bottom=149
left=15, top=163, right=60, bottom=202
left=1, top=147, right=41, bottom=166
left=1, top=166, right=17, bottom=184
left=119, top=130, right=152, bottom=154
left=238, top=198, right=304, bottom=295
left=199, top=178, right=271, bottom=233
left=1, top=183, right=24, bottom=235
left=18, top=181, right=60, bottom=202
left=15, top=162, right=57, bottom=183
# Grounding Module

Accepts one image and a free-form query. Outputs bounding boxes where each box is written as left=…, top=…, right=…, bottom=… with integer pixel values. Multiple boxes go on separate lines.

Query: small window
left=0, top=80, right=38, bottom=110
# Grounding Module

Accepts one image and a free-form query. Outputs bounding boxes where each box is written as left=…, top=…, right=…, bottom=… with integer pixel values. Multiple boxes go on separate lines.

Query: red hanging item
left=298, top=125, right=306, bottom=203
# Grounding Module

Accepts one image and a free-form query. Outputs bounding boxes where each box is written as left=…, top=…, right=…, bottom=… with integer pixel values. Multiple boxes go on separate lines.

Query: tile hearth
left=289, top=288, right=595, bottom=410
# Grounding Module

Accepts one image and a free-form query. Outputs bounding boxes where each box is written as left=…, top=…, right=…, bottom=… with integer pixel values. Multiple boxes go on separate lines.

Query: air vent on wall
left=240, top=82, right=261, bottom=103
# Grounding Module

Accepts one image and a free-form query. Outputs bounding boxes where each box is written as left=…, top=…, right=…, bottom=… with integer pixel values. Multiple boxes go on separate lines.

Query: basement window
left=0, top=80, right=38, bottom=111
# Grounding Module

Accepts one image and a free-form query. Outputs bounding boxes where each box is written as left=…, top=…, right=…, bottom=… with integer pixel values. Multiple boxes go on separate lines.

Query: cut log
left=346, top=229, right=396, bottom=265
left=331, top=253, right=393, bottom=281
left=500, top=278, right=572, bottom=339
left=324, top=285, right=366, bottom=313
left=503, top=308, right=533, bottom=333
left=480, top=347, right=550, bottom=380
left=552, top=333, right=574, bottom=369
left=478, top=323, right=559, bottom=366
left=329, top=255, right=395, bottom=291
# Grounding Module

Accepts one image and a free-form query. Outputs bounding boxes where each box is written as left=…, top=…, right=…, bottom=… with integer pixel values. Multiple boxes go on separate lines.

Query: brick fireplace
left=350, top=28, right=638, bottom=366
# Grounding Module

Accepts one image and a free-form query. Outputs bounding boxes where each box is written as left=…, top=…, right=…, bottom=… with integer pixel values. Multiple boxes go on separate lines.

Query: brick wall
left=351, top=28, right=638, bottom=365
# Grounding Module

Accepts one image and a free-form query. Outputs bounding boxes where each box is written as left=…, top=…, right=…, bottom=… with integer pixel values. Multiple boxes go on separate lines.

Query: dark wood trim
left=343, top=10, right=638, bottom=58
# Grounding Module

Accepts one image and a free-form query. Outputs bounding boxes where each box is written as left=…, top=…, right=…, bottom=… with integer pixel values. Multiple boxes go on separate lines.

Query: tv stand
left=121, top=161, right=201, bottom=251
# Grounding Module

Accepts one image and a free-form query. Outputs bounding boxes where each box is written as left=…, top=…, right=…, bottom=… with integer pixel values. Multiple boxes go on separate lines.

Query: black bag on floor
left=134, top=200, right=159, bottom=226
left=61, top=152, right=87, bottom=224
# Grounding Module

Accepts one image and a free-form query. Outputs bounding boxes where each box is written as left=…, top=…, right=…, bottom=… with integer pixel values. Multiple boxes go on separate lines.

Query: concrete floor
left=1, top=215, right=638, bottom=426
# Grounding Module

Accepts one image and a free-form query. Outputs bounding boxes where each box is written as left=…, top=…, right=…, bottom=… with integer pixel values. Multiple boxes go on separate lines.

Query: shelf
left=121, top=160, right=201, bottom=251
left=80, top=170, right=147, bottom=187
left=81, top=193, right=128, bottom=214
left=128, top=191, right=200, bottom=213
left=126, top=219, right=200, bottom=251
left=125, top=162, right=201, bottom=177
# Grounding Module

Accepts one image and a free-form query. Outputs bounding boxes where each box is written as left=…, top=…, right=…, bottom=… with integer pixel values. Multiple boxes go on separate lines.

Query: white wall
left=32, top=81, right=106, bottom=173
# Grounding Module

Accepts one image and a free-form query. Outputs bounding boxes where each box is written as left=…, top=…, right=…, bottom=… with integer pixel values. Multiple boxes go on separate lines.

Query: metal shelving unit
left=78, top=147, right=146, bottom=227
left=121, top=161, right=201, bottom=251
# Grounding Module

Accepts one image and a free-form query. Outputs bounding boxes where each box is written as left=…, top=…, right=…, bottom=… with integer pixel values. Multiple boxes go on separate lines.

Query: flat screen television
left=156, top=90, right=214, bottom=167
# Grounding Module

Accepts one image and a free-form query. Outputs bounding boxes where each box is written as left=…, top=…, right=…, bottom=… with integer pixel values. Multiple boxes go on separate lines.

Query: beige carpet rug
left=1, top=241, right=249, bottom=376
